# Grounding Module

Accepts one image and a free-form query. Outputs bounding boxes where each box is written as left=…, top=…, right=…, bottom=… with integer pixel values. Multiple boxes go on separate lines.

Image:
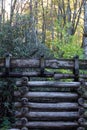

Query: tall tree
left=57, top=0, right=83, bottom=36
left=83, top=0, right=87, bottom=58
left=10, top=0, right=17, bottom=25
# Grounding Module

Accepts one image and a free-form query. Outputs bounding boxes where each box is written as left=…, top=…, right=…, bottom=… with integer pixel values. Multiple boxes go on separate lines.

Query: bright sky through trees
left=5, top=0, right=10, bottom=13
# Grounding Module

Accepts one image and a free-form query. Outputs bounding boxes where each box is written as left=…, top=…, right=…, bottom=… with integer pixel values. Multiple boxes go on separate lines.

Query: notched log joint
left=73, top=55, right=79, bottom=81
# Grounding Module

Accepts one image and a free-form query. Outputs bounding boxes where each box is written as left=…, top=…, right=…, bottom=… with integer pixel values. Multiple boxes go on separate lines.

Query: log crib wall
left=0, top=54, right=87, bottom=130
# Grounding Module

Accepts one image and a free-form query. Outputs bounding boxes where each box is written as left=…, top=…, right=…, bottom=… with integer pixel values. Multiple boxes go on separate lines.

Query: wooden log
left=25, top=121, right=78, bottom=128
left=16, top=81, right=80, bottom=88
left=14, top=102, right=21, bottom=107
left=21, top=107, right=29, bottom=115
left=83, top=103, right=87, bottom=108
left=21, top=98, right=28, bottom=106
left=83, top=122, right=87, bottom=127
left=80, top=74, right=87, bottom=79
left=78, top=118, right=85, bottom=125
left=10, top=59, right=74, bottom=69
left=83, top=114, right=87, bottom=119
left=0, top=58, right=87, bottom=69
left=15, top=111, right=79, bottom=120
left=11, top=59, right=40, bottom=68
left=21, top=77, right=28, bottom=85
left=9, top=129, right=20, bottom=130
left=77, top=127, right=85, bottom=130
left=45, top=59, right=74, bottom=69
left=9, top=128, right=20, bottom=130
left=15, top=111, right=21, bottom=117
left=78, top=98, right=84, bottom=106
left=82, top=94, right=87, bottom=99
left=24, top=92, right=78, bottom=99
left=0, top=58, right=74, bottom=69
left=0, top=71, right=54, bottom=78
left=21, top=118, right=28, bottom=125
left=0, top=58, right=5, bottom=67
left=14, top=93, right=77, bottom=103
left=14, top=91, right=21, bottom=97
left=19, top=86, right=29, bottom=95
left=21, top=127, right=28, bottom=130
left=0, top=71, right=87, bottom=79
left=26, top=112, right=79, bottom=120
left=14, top=102, right=78, bottom=111
left=78, top=107, right=85, bottom=116
left=54, top=73, right=75, bottom=79
left=55, top=73, right=87, bottom=80
left=77, top=88, right=84, bottom=95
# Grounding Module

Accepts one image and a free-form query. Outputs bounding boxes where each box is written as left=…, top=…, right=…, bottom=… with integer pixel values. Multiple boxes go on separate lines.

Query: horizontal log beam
left=14, top=102, right=78, bottom=111
left=83, top=122, right=87, bottom=127
left=83, top=103, right=87, bottom=108
left=54, top=73, right=74, bottom=79
left=9, top=129, right=20, bottom=130
left=0, top=72, right=87, bottom=79
left=82, top=94, right=87, bottom=100
left=0, top=71, right=87, bottom=80
left=15, top=111, right=79, bottom=121
left=16, top=81, right=81, bottom=88
left=77, top=127, right=85, bottom=130
left=26, top=112, right=79, bottom=120
left=0, top=59, right=74, bottom=69
left=11, top=59, right=40, bottom=68
left=0, top=58, right=87, bottom=70
left=54, top=74, right=87, bottom=79
left=0, top=71, right=54, bottom=78
left=24, top=92, right=78, bottom=99
left=0, top=71, right=87, bottom=79
left=21, top=127, right=28, bottom=130
left=25, top=121, right=78, bottom=128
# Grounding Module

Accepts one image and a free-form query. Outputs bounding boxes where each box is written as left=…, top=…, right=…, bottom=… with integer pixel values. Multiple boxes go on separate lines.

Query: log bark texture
left=16, top=81, right=81, bottom=88
left=25, top=121, right=78, bottom=128
left=14, top=102, right=78, bottom=111
left=24, top=92, right=78, bottom=99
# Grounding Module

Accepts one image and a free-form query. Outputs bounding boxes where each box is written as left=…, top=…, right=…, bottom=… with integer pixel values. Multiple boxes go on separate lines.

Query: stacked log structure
left=0, top=54, right=87, bottom=129
left=77, top=80, right=85, bottom=130
left=14, top=78, right=87, bottom=130
left=14, top=77, right=29, bottom=130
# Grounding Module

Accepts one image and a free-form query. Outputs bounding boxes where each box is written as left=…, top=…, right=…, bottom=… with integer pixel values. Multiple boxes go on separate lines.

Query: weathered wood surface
left=16, top=81, right=81, bottom=88
left=54, top=73, right=87, bottom=79
left=1, top=72, right=87, bottom=79
left=0, top=71, right=54, bottom=78
left=21, top=127, right=28, bottom=130
left=83, top=122, right=87, bottom=127
left=9, top=129, right=20, bottom=130
left=14, top=102, right=78, bottom=111
left=82, top=94, right=87, bottom=100
left=78, top=118, right=85, bottom=125
left=24, top=92, right=78, bottom=99
left=54, top=73, right=75, bottom=79
left=22, top=121, right=78, bottom=128
left=14, top=94, right=77, bottom=103
left=78, top=107, right=85, bottom=115
left=0, top=59, right=74, bottom=69
left=83, top=103, right=87, bottom=108
left=78, top=98, right=84, bottom=106
left=77, top=127, right=85, bottom=130
left=15, top=111, right=79, bottom=120
left=0, top=58, right=87, bottom=69
left=14, top=91, right=78, bottom=99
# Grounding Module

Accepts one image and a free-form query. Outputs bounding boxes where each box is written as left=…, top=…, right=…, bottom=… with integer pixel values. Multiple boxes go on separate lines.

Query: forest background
left=0, top=0, right=87, bottom=129
left=0, top=0, right=87, bottom=59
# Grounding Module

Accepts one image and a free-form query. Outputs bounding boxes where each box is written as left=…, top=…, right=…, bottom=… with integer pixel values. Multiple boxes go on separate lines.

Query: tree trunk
left=83, top=0, right=87, bottom=59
